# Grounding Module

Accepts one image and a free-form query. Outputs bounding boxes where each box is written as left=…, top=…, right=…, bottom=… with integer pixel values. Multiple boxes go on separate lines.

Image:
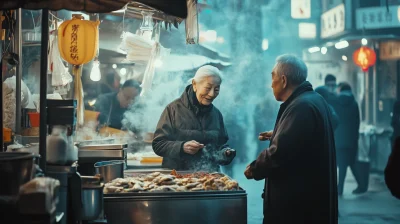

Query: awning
left=0, top=0, right=188, bottom=18
left=157, top=54, right=231, bottom=72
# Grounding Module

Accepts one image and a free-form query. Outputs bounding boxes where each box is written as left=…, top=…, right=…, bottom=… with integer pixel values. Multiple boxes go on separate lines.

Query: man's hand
left=258, top=131, right=273, bottom=141
left=183, top=140, right=204, bottom=155
left=244, top=165, right=254, bottom=179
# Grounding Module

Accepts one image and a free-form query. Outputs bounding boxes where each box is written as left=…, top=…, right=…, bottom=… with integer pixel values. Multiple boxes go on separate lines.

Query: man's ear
left=192, top=79, right=197, bottom=92
left=282, top=75, right=288, bottom=89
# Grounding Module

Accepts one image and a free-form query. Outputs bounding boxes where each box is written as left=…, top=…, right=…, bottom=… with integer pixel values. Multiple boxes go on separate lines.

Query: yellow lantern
left=58, top=14, right=99, bottom=65
left=58, top=14, right=100, bottom=126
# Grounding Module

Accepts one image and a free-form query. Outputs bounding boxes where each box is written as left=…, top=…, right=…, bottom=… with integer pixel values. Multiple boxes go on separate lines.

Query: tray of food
left=127, top=152, right=163, bottom=164
left=104, top=169, right=241, bottom=195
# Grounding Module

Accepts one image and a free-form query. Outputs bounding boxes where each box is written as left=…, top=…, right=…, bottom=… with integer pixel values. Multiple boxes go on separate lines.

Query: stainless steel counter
left=104, top=190, right=247, bottom=224
left=104, top=170, right=247, bottom=224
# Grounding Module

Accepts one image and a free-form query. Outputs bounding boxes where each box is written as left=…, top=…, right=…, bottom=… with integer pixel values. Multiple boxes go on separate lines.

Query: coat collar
left=280, top=81, right=314, bottom=110
left=180, top=85, right=213, bottom=116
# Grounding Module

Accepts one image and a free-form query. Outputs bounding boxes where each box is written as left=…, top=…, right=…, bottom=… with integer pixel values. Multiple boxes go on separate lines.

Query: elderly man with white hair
left=244, top=54, right=338, bottom=224
left=152, top=65, right=236, bottom=171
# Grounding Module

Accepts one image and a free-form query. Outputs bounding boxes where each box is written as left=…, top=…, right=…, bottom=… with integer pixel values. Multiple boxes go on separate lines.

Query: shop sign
left=291, top=0, right=311, bottom=19
left=321, top=3, right=345, bottom=39
left=380, top=41, right=400, bottom=60
left=356, top=6, right=400, bottom=29
left=298, top=22, right=316, bottom=39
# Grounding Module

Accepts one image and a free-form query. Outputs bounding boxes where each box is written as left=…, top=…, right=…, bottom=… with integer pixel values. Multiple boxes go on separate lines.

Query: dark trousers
left=337, top=163, right=359, bottom=195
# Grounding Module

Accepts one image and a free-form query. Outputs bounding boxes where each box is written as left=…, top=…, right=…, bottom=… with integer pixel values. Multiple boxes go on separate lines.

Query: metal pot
left=94, top=160, right=125, bottom=183
left=81, top=176, right=104, bottom=221
left=0, top=152, right=39, bottom=196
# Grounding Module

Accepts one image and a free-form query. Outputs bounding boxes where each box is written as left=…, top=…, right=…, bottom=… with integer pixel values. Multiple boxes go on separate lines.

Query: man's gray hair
left=275, top=54, right=307, bottom=85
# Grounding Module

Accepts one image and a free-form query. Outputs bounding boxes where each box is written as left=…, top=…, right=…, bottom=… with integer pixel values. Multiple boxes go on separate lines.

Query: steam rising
left=121, top=1, right=299, bottom=176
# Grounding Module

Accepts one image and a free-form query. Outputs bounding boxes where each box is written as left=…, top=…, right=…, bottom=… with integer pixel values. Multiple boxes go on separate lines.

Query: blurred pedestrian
left=334, top=82, right=362, bottom=195
left=315, top=86, right=340, bottom=130
left=325, top=74, right=337, bottom=93
left=391, top=100, right=400, bottom=147
left=244, top=55, right=338, bottom=224
left=385, top=136, right=400, bottom=199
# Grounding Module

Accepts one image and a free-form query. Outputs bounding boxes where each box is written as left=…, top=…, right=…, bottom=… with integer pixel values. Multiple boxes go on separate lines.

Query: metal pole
left=0, top=35, right=3, bottom=151
left=365, top=71, right=370, bottom=123
left=15, top=9, right=22, bottom=134
left=372, top=64, right=377, bottom=125
left=39, top=9, right=49, bottom=173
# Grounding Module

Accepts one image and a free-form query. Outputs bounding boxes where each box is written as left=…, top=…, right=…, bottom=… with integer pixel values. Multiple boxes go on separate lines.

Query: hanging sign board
left=356, top=6, right=400, bottom=29
left=320, top=3, right=345, bottom=38
left=380, top=41, right=400, bottom=60
left=291, top=0, right=311, bottom=19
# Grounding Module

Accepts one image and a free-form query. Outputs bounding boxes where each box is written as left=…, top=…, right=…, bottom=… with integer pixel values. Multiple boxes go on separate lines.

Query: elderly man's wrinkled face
left=118, top=87, right=140, bottom=108
left=271, top=66, right=287, bottom=102
left=193, top=76, right=221, bottom=106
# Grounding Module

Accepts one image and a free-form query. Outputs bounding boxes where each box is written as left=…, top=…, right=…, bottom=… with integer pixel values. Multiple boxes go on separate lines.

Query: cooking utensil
left=76, top=138, right=115, bottom=147
left=81, top=175, right=104, bottom=220
left=0, top=152, right=39, bottom=196
left=94, top=160, right=125, bottom=183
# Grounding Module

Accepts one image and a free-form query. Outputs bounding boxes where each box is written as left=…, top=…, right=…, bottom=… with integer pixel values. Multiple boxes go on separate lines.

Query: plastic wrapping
left=140, top=24, right=170, bottom=97
left=3, top=83, right=16, bottom=130
left=119, top=29, right=170, bottom=96
left=3, top=76, right=35, bottom=130
left=48, top=32, right=73, bottom=88
left=18, top=177, right=60, bottom=215
left=119, top=32, right=153, bottom=63
left=185, top=0, right=199, bottom=44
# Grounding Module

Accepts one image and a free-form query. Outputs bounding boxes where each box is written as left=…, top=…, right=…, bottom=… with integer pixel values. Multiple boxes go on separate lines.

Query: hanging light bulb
left=140, top=11, right=154, bottom=41
left=90, top=60, right=101, bottom=81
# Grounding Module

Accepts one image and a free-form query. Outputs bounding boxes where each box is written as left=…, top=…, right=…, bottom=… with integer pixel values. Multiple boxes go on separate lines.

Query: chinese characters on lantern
left=70, top=24, right=79, bottom=62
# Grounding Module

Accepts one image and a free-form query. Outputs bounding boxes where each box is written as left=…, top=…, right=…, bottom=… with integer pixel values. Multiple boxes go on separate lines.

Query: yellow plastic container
left=3, top=128, right=12, bottom=143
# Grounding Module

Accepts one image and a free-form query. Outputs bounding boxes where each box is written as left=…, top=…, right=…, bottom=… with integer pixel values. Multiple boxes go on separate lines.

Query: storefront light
left=326, top=42, right=334, bottom=47
left=361, top=38, right=368, bottom=46
left=321, top=47, right=327, bottom=54
left=342, top=55, right=348, bottom=61
left=308, top=46, right=320, bottom=53
left=335, top=40, right=349, bottom=49
left=262, top=39, right=269, bottom=51
left=120, top=68, right=127, bottom=76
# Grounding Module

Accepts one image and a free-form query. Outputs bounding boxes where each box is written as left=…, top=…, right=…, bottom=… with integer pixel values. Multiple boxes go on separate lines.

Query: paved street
left=226, top=163, right=400, bottom=224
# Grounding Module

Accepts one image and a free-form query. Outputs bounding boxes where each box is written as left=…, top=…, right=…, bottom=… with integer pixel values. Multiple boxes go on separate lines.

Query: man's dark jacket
left=152, top=85, right=233, bottom=171
left=250, top=81, right=338, bottom=224
left=94, top=92, right=126, bottom=130
left=334, top=90, right=360, bottom=166
left=385, top=136, right=400, bottom=199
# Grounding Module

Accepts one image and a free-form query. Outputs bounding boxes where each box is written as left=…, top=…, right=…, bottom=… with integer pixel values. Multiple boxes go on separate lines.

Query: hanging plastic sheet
left=185, top=0, right=199, bottom=44
left=48, top=30, right=73, bottom=95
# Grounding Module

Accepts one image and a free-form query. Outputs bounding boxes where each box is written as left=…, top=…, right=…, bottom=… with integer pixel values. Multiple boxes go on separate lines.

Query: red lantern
left=353, top=46, right=376, bottom=72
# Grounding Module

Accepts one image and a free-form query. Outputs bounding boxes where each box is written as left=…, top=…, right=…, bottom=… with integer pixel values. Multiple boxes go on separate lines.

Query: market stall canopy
left=0, top=0, right=188, bottom=18
left=158, top=54, right=231, bottom=72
